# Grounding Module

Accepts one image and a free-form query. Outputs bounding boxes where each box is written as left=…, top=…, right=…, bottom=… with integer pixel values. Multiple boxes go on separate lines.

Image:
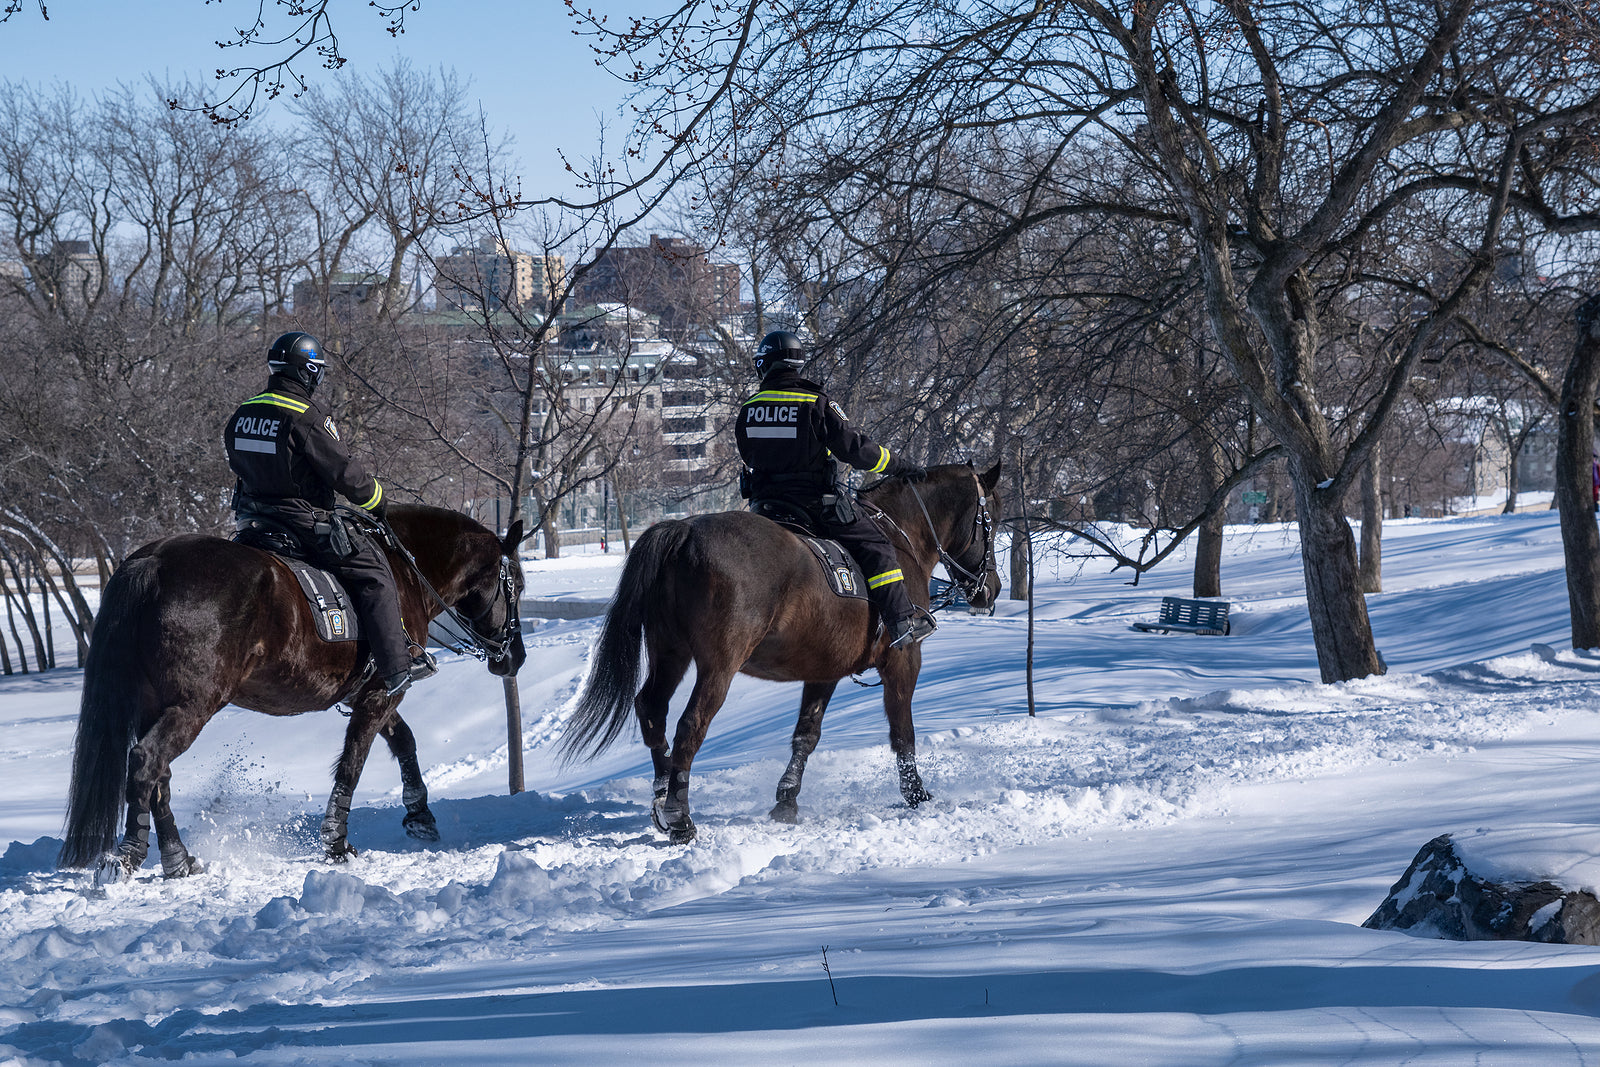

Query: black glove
left=369, top=499, right=388, bottom=523
left=896, top=463, right=928, bottom=483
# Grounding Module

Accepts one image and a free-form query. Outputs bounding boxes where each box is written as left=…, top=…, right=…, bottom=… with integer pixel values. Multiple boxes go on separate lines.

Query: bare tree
left=1557, top=296, right=1600, bottom=645
left=587, top=0, right=1600, bottom=681
left=291, top=60, right=496, bottom=321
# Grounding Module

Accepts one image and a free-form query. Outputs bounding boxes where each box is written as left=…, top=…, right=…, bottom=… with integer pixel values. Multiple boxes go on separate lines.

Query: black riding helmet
left=753, top=330, right=805, bottom=379
left=267, top=331, right=326, bottom=393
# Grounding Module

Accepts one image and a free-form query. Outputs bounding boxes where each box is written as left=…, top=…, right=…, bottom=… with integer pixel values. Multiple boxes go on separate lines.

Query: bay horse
left=58, top=504, right=526, bottom=881
left=561, top=462, right=1002, bottom=842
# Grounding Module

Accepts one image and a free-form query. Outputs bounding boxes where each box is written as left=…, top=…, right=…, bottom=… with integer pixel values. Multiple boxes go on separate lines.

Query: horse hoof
left=93, top=853, right=136, bottom=887
left=652, top=798, right=696, bottom=843
left=902, top=788, right=933, bottom=808
left=324, top=841, right=359, bottom=863
left=162, top=855, right=203, bottom=879
left=403, top=812, right=440, bottom=842
left=769, top=799, right=799, bottom=824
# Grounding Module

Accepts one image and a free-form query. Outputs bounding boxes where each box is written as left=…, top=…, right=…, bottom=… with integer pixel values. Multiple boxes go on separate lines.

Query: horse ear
left=979, top=461, right=1002, bottom=493
left=502, top=519, right=525, bottom=555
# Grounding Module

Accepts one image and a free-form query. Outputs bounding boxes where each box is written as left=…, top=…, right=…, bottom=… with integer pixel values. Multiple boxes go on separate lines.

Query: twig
left=820, top=945, right=839, bottom=1006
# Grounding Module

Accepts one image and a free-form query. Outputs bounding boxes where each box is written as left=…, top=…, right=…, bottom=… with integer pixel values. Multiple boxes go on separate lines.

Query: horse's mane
left=386, top=501, right=478, bottom=527
left=383, top=503, right=497, bottom=545
left=859, top=463, right=971, bottom=507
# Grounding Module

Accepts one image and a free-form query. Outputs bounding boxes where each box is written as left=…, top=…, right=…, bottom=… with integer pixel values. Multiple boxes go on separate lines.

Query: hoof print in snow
left=1364, top=833, right=1600, bottom=945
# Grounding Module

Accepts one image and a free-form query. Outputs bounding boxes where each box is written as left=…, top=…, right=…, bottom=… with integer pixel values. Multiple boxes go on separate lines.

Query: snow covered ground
left=5, top=510, right=1600, bottom=1064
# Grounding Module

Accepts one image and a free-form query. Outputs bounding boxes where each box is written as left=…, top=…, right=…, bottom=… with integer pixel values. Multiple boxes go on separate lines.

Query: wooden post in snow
left=505, top=676, right=524, bottom=794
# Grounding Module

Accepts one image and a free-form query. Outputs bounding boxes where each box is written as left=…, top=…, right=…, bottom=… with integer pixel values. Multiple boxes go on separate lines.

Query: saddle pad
left=280, top=557, right=360, bottom=643
left=798, top=537, right=869, bottom=601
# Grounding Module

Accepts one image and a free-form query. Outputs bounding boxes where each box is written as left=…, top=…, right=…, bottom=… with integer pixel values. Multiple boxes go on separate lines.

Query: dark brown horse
left=58, top=504, right=526, bottom=881
left=562, top=462, right=1001, bottom=842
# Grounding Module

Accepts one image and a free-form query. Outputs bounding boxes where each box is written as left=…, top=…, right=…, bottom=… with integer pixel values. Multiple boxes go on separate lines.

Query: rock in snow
left=1364, top=833, right=1600, bottom=945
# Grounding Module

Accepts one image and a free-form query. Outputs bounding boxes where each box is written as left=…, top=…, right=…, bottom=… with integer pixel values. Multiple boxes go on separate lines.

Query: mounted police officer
left=224, top=331, right=436, bottom=697
left=735, top=330, right=935, bottom=649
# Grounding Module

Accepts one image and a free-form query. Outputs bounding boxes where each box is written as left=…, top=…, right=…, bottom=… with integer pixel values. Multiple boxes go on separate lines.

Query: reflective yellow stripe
left=868, top=569, right=904, bottom=589
left=359, top=483, right=383, bottom=510
left=745, top=391, right=819, bottom=404
left=243, top=391, right=310, bottom=414
left=870, top=446, right=892, bottom=474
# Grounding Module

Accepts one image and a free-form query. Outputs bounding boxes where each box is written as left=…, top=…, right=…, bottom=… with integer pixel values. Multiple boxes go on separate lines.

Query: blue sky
left=2, top=1, right=633, bottom=199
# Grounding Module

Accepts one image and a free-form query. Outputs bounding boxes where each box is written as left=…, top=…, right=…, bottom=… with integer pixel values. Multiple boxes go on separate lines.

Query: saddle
left=797, top=535, right=869, bottom=601
left=751, top=501, right=868, bottom=601
left=277, top=556, right=360, bottom=642
left=232, top=519, right=360, bottom=643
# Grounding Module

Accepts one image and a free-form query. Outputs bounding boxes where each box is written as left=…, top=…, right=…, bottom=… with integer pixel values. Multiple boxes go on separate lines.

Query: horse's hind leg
left=381, top=713, right=439, bottom=843
left=108, top=705, right=215, bottom=881
left=770, top=681, right=838, bottom=824
left=655, top=665, right=737, bottom=845
left=108, top=745, right=154, bottom=878
left=635, top=644, right=690, bottom=811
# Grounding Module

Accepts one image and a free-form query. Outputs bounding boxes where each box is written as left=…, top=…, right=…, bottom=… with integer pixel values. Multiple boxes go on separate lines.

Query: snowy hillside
left=6, top=510, right=1600, bottom=1064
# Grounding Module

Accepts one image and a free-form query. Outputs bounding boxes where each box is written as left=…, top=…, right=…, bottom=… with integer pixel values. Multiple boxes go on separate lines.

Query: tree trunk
left=37, top=560, right=54, bottom=670
left=1193, top=510, right=1224, bottom=598
left=1, top=569, right=32, bottom=674
left=1192, top=439, right=1226, bottom=598
left=1502, top=429, right=1522, bottom=514
left=3, top=594, right=23, bottom=673
left=1555, top=295, right=1600, bottom=649
left=540, top=506, right=562, bottom=560
left=616, top=494, right=634, bottom=554
left=1360, top=441, right=1383, bottom=594
left=1008, top=526, right=1031, bottom=601
left=1292, top=462, right=1386, bottom=683
left=0, top=550, right=47, bottom=672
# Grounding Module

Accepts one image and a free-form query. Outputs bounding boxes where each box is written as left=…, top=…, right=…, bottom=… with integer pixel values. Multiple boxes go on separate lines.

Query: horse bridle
left=862, top=471, right=996, bottom=610
left=347, top=507, right=522, bottom=666
left=431, top=554, right=521, bottom=666
left=912, top=474, right=996, bottom=610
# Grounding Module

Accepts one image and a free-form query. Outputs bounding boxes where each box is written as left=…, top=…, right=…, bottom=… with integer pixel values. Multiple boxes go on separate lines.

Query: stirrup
left=886, top=612, right=937, bottom=650
left=384, top=651, right=438, bottom=697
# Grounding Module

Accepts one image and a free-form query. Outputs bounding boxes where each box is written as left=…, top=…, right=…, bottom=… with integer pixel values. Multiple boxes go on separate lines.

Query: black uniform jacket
left=735, top=368, right=901, bottom=499
left=224, top=374, right=384, bottom=530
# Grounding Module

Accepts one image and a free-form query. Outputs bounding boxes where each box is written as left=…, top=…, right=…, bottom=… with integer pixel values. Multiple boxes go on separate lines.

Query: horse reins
left=342, top=507, right=521, bottom=666
left=911, top=476, right=995, bottom=608
left=424, top=555, right=521, bottom=665
left=858, top=472, right=995, bottom=609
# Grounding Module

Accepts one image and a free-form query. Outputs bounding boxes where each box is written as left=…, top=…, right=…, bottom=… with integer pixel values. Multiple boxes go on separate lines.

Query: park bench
left=1132, top=596, right=1231, bottom=636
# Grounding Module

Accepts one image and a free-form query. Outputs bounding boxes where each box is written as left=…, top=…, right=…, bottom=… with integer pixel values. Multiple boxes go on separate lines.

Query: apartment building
left=572, top=234, right=741, bottom=336
left=435, top=236, right=566, bottom=312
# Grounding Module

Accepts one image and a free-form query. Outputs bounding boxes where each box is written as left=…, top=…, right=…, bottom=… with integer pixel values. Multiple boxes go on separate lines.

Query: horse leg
left=635, top=645, right=689, bottom=813
left=151, top=775, right=203, bottom=878
left=381, top=713, right=438, bottom=843
left=655, top=666, right=736, bottom=845
left=881, top=647, right=931, bottom=807
left=770, top=680, right=838, bottom=824
left=107, top=746, right=153, bottom=880
left=104, top=706, right=215, bottom=882
left=322, top=694, right=394, bottom=862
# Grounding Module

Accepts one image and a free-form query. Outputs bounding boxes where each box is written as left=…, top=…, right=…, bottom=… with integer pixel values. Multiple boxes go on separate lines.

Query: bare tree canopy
left=581, top=0, right=1600, bottom=680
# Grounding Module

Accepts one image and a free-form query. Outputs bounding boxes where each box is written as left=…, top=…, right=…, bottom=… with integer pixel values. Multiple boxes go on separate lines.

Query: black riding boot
left=384, top=650, right=438, bottom=697
left=872, top=578, right=936, bottom=648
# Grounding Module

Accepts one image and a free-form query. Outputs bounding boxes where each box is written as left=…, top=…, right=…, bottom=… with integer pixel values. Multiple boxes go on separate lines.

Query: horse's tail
left=560, top=520, right=692, bottom=763
left=58, top=557, right=155, bottom=868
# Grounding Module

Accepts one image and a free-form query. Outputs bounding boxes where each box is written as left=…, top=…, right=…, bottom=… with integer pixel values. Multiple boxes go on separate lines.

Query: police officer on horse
left=735, top=330, right=936, bottom=650
left=224, top=332, right=436, bottom=697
